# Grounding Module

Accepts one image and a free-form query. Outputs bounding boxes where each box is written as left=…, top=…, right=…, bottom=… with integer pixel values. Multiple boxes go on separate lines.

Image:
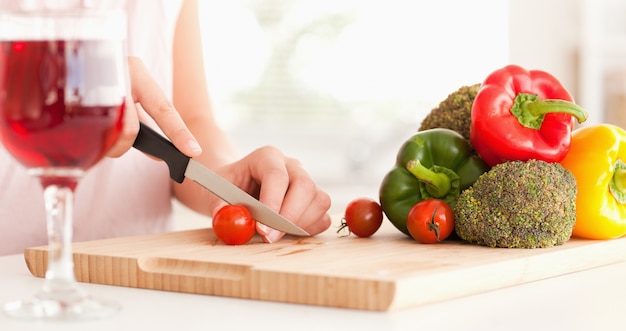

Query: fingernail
left=188, top=140, right=202, bottom=155
left=262, top=229, right=284, bottom=243
left=257, top=223, right=270, bottom=235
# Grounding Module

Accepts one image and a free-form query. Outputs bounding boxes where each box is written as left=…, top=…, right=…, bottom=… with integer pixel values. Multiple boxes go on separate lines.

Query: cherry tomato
left=338, top=198, right=383, bottom=237
left=406, top=199, right=454, bottom=244
left=212, top=205, right=257, bottom=245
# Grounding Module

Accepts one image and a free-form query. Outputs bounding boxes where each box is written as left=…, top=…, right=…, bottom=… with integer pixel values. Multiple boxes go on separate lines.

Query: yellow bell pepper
left=560, top=124, right=626, bottom=239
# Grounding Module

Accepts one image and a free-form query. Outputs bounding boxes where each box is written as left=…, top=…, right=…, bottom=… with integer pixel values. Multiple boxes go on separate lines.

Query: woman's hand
left=208, top=146, right=332, bottom=243
left=106, top=56, right=202, bottom=158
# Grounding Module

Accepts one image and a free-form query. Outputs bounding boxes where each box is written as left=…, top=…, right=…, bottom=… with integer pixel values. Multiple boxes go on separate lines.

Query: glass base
left=3, top=291, right=120, bottom=321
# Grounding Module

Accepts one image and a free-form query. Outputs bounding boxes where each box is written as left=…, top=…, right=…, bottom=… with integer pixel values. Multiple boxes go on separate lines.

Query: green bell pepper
left=379, top=128, right=490, bottom=236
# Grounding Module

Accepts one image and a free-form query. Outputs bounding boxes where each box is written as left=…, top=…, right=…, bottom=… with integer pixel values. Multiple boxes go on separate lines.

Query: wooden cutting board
left=23, top=221, right=626, bottom=311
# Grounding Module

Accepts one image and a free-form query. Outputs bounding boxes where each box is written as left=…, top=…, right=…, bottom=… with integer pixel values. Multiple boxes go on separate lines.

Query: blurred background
left=174, top=0, right=626, bottom=228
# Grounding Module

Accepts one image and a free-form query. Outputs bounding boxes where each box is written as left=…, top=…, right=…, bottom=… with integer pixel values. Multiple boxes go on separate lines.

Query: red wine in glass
left=0, top=37, right=125, bottom=319
left=0, top=40, right=124, bottom=172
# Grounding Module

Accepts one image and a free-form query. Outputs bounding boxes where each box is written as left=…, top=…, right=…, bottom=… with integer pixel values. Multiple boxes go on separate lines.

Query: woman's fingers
left=245, top=147, right=332, bottom=242
left=106, top=56, right=201, bottom=158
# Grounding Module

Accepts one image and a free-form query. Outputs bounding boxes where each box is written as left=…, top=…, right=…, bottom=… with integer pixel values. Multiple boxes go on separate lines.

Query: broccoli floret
left=454, top=159, right=577, bottom=248
left=419, top=83, right=480, bottom=141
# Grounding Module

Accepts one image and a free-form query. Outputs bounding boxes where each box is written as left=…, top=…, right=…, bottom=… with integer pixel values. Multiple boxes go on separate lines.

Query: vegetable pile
left=342, top=64, right=626, bottom=248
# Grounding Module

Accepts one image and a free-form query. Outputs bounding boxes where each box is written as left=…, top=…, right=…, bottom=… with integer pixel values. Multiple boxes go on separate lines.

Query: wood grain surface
left=23, top=222, right=626, bottom=311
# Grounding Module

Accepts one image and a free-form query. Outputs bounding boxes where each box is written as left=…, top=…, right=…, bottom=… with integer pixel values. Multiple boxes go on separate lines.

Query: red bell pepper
left=470, top=65, right=588, bottom=167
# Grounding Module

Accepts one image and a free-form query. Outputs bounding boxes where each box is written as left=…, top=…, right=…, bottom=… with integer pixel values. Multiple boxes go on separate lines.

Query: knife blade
left=132, top=122, right=310, bottom=236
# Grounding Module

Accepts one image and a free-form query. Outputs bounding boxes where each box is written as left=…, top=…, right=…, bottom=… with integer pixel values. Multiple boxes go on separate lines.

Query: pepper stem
left=511, top=93, right=588, bottom=130
left=406, top=160, right=451, bottom=198
left=610, top=159, right=626, bottom=204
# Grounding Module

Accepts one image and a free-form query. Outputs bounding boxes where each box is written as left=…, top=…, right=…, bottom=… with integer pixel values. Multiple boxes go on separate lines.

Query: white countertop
left=1, top=252, right=625, bottom=331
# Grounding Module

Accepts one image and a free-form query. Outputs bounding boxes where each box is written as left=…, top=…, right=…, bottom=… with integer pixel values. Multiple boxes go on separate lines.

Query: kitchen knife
left=132, top=122, right=310, bottom=236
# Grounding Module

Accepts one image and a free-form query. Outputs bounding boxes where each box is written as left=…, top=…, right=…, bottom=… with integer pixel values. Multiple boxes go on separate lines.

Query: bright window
left=198, top=0, right=509, bottom=211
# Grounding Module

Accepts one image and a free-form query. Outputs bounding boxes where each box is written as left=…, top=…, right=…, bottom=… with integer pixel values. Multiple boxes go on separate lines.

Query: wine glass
left=0, top=1, right=127, bottom=320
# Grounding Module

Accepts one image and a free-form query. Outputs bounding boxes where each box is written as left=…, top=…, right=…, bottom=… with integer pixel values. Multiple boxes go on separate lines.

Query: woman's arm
left=170, top=0, right=238, bottom=216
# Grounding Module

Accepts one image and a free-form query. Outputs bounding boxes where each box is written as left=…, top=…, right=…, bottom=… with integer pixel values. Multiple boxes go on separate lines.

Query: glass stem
left=41, top=181, right=80, bottom=298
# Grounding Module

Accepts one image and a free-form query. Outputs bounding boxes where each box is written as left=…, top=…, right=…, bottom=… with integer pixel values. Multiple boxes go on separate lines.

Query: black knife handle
left=132, top=122, right=190, bottom=183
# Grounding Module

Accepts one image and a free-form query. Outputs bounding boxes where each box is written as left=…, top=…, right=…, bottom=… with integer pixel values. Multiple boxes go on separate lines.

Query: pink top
left=0, top=0, right=184, bottom=255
